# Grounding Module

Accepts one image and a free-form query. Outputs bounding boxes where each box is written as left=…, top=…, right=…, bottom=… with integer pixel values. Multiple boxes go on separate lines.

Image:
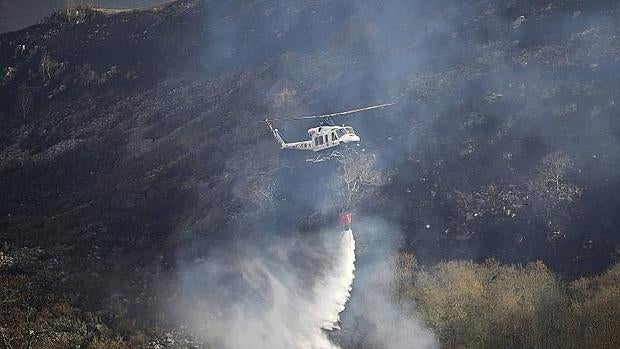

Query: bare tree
left=272, top=87, right=298, bottom=109
left=334, top=152, right=385, bottom=210
left=41, top=54, right=52, bottom=80
left=248, top=176, right=277, bottom=211
left=528, top=152, right=582, bottom=205
left=16, top=89, right=33, bottom=120
left=525, top=152, right=583, bottom=241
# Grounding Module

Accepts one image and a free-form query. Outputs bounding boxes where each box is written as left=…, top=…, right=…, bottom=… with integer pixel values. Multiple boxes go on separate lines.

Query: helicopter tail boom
left=266, top=119, right=286, bottom=146
left=266, top=119, right=313, bottom=151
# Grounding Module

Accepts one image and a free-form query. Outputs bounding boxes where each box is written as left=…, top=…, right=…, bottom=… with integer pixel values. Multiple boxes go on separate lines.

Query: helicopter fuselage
left=269, top=124, right=360, bottom=152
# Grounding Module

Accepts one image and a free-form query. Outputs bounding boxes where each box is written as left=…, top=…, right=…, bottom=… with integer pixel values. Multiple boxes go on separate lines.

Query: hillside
left=1, top=0, right=620, bottom=347
left=0, top=0, right=170, bottom=33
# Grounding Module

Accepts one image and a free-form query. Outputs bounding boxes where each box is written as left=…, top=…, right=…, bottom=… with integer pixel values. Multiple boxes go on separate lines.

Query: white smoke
left=176, top=229, right=356, bottom=349
left=338, top=217, right=439, bottom=349
left=341, top=258, right=438, bottom=349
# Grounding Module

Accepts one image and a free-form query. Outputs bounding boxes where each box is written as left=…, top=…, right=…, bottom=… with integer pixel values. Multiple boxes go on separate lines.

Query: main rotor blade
left=269, top=102, right=396, bottom=122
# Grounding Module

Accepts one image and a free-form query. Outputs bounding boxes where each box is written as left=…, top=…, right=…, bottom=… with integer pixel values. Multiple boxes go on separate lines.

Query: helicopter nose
left=342, top=134, right=360, bottom=143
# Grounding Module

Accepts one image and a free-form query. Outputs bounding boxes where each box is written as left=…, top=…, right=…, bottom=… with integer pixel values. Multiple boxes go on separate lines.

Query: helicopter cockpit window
left=344, top=127, right=355, bottom=134
left=336, top=129, right=346, bottom=137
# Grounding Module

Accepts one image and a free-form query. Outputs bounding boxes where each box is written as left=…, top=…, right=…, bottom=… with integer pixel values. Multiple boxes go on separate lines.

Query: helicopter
left=265, top=102, right=395, bottom=162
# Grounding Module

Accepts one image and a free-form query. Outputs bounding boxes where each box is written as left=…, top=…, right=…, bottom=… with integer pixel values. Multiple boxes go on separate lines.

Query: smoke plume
left=176, top=229, right=355, bottom=349
left=338, top=217, right=438, bottom=349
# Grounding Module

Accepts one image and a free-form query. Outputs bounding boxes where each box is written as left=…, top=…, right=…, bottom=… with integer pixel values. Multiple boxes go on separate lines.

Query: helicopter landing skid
left=305, top=146, right=359, bottom=163
left=306, top=151, right=344, bottom=163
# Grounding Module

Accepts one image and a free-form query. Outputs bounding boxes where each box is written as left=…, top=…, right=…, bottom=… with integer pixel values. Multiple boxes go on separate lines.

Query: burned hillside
left=1, top=0, right=620, bottom=347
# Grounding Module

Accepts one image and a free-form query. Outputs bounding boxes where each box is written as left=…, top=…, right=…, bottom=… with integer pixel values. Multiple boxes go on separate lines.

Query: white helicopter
left=265, top=102, right=395, bottom=162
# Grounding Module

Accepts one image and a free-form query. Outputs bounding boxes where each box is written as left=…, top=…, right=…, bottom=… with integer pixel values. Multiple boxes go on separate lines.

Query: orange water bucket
left=339, top=213, right=352, bottom=225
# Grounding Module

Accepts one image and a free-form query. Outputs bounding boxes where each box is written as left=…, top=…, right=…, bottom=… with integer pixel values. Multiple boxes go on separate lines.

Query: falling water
left=178, top=229, right=356, bottom=349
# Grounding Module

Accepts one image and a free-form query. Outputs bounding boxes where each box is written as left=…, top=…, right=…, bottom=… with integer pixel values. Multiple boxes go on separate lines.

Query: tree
left=394, top=257, right=620, bottom=349
left=40, top=53, right=63, bottom=81
left=527, top=152, right=583, bottom=240
left=407, top=259, right=577, bottom=349
left=16, top=89, right=33, bottom=120
left=272, top=87, right=297, bottom=109
left=61, top=1, right=90, bottom=24
left=333, top=152, right=385, bottom=211
left=528, top=152, right=582, bottom=205
left=247, top=176, right=277, bottom=211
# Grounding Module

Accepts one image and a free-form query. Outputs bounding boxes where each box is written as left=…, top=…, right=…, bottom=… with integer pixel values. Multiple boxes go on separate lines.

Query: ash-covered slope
left=1, top=0, right=620, bottom=333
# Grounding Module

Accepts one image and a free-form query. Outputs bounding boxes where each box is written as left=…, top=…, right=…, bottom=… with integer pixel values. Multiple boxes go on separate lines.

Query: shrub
left=569, top=263, right=620, bottom=348
left=0, top=275, right=139, bottom=348
left=395, top=257, right=620, bottom=349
